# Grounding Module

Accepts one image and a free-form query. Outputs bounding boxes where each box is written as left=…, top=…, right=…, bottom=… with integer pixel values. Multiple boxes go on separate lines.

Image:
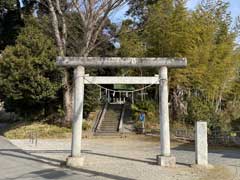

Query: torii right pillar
left=157, top=66, right=176, bottom=167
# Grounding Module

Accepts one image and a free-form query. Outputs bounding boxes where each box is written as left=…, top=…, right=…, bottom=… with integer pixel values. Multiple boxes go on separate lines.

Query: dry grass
left=4, top=122, right=71, bottom=139
left=198, top=166, right=235, bottom=180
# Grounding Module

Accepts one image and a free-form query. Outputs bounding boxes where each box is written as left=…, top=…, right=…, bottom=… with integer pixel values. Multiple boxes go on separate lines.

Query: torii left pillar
left=157, top=66, right=176, bottom=167
left=66, top=66, right=85, bottom=167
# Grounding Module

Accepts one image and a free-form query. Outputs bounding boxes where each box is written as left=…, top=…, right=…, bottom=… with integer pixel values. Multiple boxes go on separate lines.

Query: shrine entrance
left=99, top=85, right=135, bottom=104
left=57, top=57, right=187, bottom=168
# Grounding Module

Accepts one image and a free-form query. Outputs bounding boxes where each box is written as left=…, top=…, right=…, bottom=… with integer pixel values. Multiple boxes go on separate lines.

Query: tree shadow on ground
left=145, top=157, right=192, bottom=167
left=0, top=148, right=136, bottom=180
left=2, top=169, right=72, bottom=180
left=3, top=167, right=136, bottom=180
left=18, top=149, right=157, bottom=165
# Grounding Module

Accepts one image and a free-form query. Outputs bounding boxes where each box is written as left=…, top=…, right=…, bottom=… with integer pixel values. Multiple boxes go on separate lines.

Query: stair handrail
left=92, top=103, right=105, bottom=132
left=118, top=103, right=126, bottom=133
left=93, top=103, right=108, bottom=133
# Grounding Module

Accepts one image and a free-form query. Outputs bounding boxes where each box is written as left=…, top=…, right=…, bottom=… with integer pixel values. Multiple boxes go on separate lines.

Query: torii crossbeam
left=56, top=56, right=187, bottom=168
left=57, top=57, right=187, bottom=68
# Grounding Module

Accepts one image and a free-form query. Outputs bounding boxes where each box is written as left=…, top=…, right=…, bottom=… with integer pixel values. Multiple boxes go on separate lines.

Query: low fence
left=208, top=131, right=240, bottom=146
left=174, top=129, right=194, bottom=141
left=174, top=129, right=240, bottom=146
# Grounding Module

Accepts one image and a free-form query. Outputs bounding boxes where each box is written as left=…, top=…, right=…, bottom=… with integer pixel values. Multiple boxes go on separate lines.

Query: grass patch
left=3, top=122, right=72, bottom=139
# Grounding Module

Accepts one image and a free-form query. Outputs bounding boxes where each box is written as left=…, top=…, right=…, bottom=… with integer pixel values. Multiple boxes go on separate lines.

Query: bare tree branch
left=46, top=0, right=126, bottom=123
left=46, top=0, right=65, bottom=56
left=78, top=0, right=126, bottom=56
left=55, top=0, right=67, bottom=51
left=47, top=0, right=72, bottom=124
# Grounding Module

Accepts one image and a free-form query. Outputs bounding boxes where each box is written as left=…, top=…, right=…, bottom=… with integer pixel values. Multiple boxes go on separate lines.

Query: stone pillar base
left=156, top=155, right=176, bottom=167
left=66, top=156, right=85, bottom=168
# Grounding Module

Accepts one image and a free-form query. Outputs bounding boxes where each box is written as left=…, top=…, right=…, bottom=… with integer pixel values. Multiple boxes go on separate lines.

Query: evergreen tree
left=0, top=0, right=23, bottom=51
left=0, top=18, right=62, bottom=118
left=127, top=0, right=159, bottom=25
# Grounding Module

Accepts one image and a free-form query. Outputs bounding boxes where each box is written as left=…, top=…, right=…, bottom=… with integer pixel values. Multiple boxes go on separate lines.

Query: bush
left=185, top=96, right=215, bottom=124
left=82, top=120, right=92, bottom=131
left=84, top=85, right=100, bottom=118
left=131, top=100, right=158, bottom=129
left=132, top=100, right=158, bottom=121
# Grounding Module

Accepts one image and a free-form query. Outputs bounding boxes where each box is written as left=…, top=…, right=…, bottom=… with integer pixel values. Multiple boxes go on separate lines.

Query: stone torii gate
left=57, top=57, right=187, bottom=168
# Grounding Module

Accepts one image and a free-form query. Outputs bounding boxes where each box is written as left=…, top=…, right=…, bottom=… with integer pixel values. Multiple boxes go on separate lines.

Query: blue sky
left=187, top=0, right=240, bottom=20
left=111, top=0, right=240, bottom=23
left=110, top=1, right=240, bottom=43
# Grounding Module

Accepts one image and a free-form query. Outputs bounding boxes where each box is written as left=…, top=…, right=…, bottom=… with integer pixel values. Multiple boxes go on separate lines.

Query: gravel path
left=10, top=136, right=240, bottom=180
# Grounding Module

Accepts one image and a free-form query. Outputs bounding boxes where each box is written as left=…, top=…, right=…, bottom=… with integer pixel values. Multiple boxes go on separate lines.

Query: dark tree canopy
left=0, top=0, right=23, bottom=51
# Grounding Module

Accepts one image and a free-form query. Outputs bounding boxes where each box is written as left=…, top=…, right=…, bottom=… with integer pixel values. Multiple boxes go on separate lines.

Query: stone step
left=100, top=127, right=118, bottom=130
left=95, top=104, right=123, bottom=136
left=104, top=117, right=119, bottom=120
left=104, top=118, right=120, bottom=121
left=102, top=121, right=119, bottom=124
left=94, top=132, right=121, bottom=136
left=105, top=115, right=120, bottom=117
left=102, top=119, right=119, bottom=122
left=103, top=118, right=119, bottom=120
left=104, top=117, right=120, bottom=119
left=101, top=123, right=118, bottom=125
left=101, top=125, right=118, bottom=128
left=101, top=124, right=118, bottom=127
left=102, top=121, right=118, bottom=123
left=101, top=126, right=118, bottom=128
left=101, top=124, right=118, bottom=126
left=100, top=129, right=118, bottom=131
left=100, top=125, right=118, bottom=128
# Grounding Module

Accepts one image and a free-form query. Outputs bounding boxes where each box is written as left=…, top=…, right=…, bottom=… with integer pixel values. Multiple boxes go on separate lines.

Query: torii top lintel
left=56, top=57, right=187, bottom=68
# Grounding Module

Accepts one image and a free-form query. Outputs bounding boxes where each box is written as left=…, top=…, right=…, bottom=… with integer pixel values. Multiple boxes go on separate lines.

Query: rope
left=74, top=75, right=159, bottom=93
left=84, top=76, right=159, bottom=93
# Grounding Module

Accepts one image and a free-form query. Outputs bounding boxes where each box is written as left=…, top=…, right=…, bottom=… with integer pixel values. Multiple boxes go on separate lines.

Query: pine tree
left=0, top=18, right=62, bottom=118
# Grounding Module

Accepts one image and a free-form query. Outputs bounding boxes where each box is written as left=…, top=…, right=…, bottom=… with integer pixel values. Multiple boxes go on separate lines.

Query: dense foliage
left=0, top=0, right=239, bottom=132
left=0, top=18, right=62, bottom=118
left=120, top=0, right=240, bottom=132
left=0, top=0, right=23, bottom=50
left=0, top=0, right=117, bottom=121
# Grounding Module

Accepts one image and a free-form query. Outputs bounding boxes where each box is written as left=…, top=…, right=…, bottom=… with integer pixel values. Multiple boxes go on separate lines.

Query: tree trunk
left=47, top=0, right=125, bottom=124
left=47, top=0, right=72, bottom=124
left=63, top=69, right=72, bottom=124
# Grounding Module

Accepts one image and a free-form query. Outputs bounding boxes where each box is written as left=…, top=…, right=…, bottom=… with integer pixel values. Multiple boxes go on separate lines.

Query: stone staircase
left=95, top=104, right=123, bottom=135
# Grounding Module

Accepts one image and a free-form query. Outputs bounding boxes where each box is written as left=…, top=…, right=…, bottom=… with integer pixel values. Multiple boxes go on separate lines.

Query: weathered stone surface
left=72, top=66, right=85, bottom=157
left=66, top=156, right=85, bottom=168
left=156, top=155, right=176, bottom=167
left=195, top=121, right=208, bottom=166
left=159, top=67, right=170, bottom=156
left=56, top=57, right=187, bottom=68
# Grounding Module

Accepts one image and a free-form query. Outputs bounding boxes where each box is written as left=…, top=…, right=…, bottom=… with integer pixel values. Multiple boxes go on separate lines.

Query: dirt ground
left=10, top=135, right=240, bottom=180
